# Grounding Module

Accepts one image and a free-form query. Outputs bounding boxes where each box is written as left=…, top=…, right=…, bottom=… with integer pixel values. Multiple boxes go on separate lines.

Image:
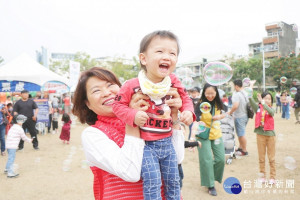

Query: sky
left=0, top=0, right=299, bottom=65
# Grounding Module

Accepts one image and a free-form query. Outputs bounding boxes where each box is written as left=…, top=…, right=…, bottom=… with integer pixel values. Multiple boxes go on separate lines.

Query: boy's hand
left=180, top=111, right=193, bottom=125
left=134, top=111, right=149, bottom=127
left=257, top=93, right=262, bottom=103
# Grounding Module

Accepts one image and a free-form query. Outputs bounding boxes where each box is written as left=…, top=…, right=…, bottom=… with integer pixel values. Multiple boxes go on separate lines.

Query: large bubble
left=242, top=78, right=251, bottom=87
left=197, top=121, right=206, bottom=133
left=181, top=77, right=194, bottom=90
left=35, top=122, right=45, bottom=132
left=175, top=67, right=196, bottom=79
left=290, top=87, right=297, bottom=95
left=203, top=62, right=233, bottom=86
left=244, top=87, right=253, bottom=98
left=200, top=102, right=211, bottom=113
left=284, top=156, right=297, bottom=170
left=280, top=76, right=287, bottom=84
left=212, top=121, right=221, bottom=130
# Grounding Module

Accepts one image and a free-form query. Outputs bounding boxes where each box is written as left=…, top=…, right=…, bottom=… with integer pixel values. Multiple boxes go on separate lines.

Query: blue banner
left=0, top=80, right=41, bottom=92
left=34, top=99, right=49, bottom=126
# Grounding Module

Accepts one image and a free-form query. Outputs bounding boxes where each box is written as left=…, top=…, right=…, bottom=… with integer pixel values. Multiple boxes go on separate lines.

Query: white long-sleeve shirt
left=6, top=124, right=32, bottom=149
left=81, top=127, right=185, bottom=182
left=81, top=126, right=145, bottom=182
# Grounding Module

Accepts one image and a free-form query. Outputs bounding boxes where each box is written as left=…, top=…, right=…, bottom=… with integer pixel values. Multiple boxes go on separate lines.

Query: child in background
left=52, top=108, right=59, bottom=134
left=249, top=91, right=276, bottom=184
left=113, top=30, right=195, bottom=200
left=5, top=115, right=32, bottom=178
left=59, top=113, right=72, bottom=144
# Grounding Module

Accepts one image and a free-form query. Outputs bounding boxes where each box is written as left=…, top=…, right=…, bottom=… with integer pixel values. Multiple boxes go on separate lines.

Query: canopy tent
left=0, top=53, right=70, bottom=92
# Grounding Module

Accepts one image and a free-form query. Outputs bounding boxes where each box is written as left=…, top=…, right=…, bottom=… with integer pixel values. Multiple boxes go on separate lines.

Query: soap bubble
left=242, top=78, right=251, bottom=87
left=284, top=156, right=297, bottom=170
left=81, top=160, right=89, bottom=169
left=181, top=77, right=194, bottom=90
left=280, top=76, right=287, bottom=84
left=175, top=67, right=196, bottom=79
left=62, top=159, right=72, bottom=172
left=203, top=62, right=233, bottom=86
left=35, top=157, right=41, bottom=163
left=244, top=87, right=253, bottom=98
left=35, top=122, right=45, bottom=132
left=212, top=121, right=221, bottom=129
left=277, top=133, right=284, bottom=141
left=200, top=102, right=211, bottom=113
left=290, top=87, right=297, bottom=95
left=197, top=121, right=206, bottom=133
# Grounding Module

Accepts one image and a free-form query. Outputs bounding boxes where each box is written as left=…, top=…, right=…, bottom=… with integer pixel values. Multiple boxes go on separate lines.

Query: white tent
left=0, top=53, right=70, bottom=87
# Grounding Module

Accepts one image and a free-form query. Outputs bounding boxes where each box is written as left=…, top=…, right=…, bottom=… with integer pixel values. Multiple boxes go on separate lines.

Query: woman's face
left=85, top=76, right=120, bottom=117
left=204, top=87, right=217, bottom=102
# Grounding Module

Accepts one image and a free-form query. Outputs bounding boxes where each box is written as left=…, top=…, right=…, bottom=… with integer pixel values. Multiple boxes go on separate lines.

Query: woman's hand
left=165, top=88, right=182, bottom=112
left=129, top=91, right=150, bottom=111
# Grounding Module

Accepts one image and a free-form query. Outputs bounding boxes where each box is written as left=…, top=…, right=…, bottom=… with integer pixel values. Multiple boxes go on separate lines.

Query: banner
left=69, top=61, right=80, bottom=87
left=34, top=99, right=49, bottom=126
left=0, top=80, right=41, bottom=92
left=42, top=81, right=69, bottom=94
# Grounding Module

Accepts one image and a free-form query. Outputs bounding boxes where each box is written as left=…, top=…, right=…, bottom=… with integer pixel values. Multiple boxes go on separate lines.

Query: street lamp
left=261, top=46, right=270, bottom=91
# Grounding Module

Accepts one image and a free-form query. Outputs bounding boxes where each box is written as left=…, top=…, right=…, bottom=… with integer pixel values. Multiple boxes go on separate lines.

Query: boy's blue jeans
left=141, top=136, right=180, bottom=200
left=6, top=149, right=17, bottom=174
left=0, top=123, right=6, bottom=152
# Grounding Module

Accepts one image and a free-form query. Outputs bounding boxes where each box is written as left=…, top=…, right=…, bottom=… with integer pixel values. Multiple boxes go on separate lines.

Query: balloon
left=200, top=102, right=211, bottom=113
left=280, top=76, right=287, bottom=84
left=203, top=62, right=233, bottom=86
left=181, top=77, right=194, bottom=90
left=212, top=121, right=221, bottom=130
left=244, top=87, right=253, bottom=98
left=197, top=121, right=206, bottom=133
left=242, top=78, right=251, bottom=87
left=290, top=87, right=297, bottom=95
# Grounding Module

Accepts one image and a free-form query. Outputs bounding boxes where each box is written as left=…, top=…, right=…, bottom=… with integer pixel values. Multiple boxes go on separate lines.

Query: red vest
left=255, top=104, right=274, bottom=131
left=90, top=116, right=165, bottom=200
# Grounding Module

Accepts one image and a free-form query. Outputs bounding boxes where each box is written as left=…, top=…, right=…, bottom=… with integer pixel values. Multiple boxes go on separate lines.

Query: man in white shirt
left=228, top=80, right=249, bottom=156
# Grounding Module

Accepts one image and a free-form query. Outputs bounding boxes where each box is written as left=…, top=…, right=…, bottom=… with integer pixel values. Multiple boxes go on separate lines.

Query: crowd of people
left=1, top=29, right=300, bottom=199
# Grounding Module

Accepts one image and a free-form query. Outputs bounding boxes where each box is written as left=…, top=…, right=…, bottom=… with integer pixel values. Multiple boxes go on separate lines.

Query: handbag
left=196, top=105, right=215, bottom=140
left=242, top=92, right=254, bottom=119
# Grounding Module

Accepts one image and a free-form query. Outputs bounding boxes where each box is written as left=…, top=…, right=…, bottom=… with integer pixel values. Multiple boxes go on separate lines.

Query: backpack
left=241, top=92, right=254, bottom=119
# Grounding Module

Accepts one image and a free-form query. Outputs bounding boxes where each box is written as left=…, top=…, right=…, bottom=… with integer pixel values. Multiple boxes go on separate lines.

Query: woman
left=191, top=83, right=226, bottom=196
left=72, top=67, right=183, bottom=200
left=280, top=91, right=290, bottom=120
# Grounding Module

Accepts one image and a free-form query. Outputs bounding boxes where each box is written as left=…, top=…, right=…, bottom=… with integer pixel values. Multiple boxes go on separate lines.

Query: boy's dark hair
left=139, top=30, right=180, bottom=71
left=233, top=80, right=243, bottom=87
left=261, top=91, right=274, bottom=105
left=62, top=113, right=70, bottom=123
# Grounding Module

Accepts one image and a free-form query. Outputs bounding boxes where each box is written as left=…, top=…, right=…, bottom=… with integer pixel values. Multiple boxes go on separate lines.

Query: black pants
left=19, top=118, right=38, bottom=148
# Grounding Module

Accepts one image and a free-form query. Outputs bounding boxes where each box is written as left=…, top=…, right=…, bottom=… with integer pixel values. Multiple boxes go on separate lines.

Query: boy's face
left=139, top=36, right=178, bottom=83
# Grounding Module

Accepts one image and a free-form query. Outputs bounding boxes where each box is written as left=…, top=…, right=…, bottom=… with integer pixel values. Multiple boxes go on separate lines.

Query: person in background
left=5, top=103, right=14, bottom=135
left=0, top=103, right=8, bottom=156
left=48, top=99, right=53, bottom=134
left=228, top=93, right=233, bottom=109
left=188, top=87, right=201, bottom=139
left=59, top=113, right=72, bottom=144
left=222, top=94, right=229, bottom=112
left=5, top=115, right=33, bottom=178
left=13, top=90, right=39, bottom=150
left=275, top=91, right=281, bottom=114
left=228, top=80, right=249, bottom=156
left=52, top=96, right=59, bottom=109
left=52, top=108, right=59, bottom=134
left=293, top=87, right=300, bottom=124
left=63, top=94, right=71, bottom=114
left=280, top=91, right=289, bottom=120
left=191, top=83, right=226, bottom=196
left=249, top=91, right=276, bottom=184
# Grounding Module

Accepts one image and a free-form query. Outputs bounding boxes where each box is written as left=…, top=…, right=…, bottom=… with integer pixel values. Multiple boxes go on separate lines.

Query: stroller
left=221, top=114, right=236, bottom=164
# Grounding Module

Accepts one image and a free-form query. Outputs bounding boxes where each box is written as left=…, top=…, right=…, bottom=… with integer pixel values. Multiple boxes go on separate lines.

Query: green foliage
left=49, top=52, right=98, bottom=77
left=110, top=56, right=140, bottom=82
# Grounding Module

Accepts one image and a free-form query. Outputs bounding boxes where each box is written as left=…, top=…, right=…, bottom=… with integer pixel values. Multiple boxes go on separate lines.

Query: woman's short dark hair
left=72, top=67, right=121, bottom=125
left=139, top=30, right=180, bottom=71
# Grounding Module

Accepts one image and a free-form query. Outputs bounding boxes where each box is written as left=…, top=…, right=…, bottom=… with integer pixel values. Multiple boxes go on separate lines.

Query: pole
left=262, top=46, right=265, bottom=92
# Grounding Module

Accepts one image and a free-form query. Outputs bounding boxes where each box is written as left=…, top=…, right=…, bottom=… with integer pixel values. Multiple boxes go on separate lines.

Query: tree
left=49, top=52, right=98, bottom=77
left=110, top=56, right=139, bottom=82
